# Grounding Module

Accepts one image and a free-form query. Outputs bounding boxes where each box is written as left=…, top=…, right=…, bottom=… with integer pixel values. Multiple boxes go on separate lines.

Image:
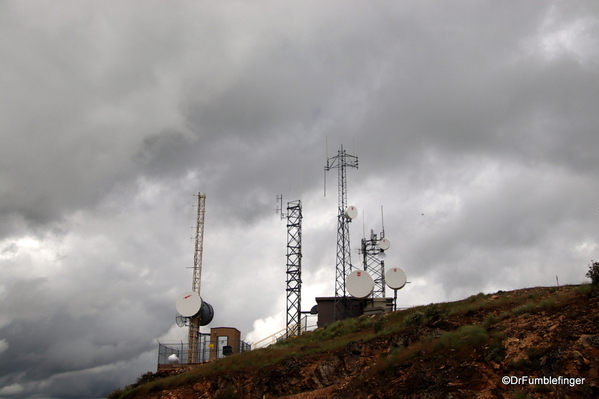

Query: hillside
left=109, top=285, right=599, bottom=399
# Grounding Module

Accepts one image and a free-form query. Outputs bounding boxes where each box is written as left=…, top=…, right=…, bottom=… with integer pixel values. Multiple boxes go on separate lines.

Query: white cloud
left=0, top=383, right=23, bottom=396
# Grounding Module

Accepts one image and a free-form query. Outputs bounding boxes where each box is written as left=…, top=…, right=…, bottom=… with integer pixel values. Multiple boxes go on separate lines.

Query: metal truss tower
left=277, top=196, right=303, bottom=336
left=285, top=199, right=302, bottom=336
left=325, top=145, right=358, bottom=320
left=360, top=230, right=386, bottom=298
left=188, top=193, right=206, bottom=363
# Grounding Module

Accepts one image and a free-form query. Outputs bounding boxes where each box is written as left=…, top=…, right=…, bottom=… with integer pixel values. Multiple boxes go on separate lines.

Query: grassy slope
left=108, top=284, right=597, bottom=399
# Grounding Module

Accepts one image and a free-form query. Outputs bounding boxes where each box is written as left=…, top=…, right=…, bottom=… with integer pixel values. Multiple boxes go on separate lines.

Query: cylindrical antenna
left=276, top=194, right=284, bottom=220
left=324, top=136, right=328, bottom=197
left=300, top=158, right=304, bottom=202
left=380, top=205, right=385, bottom=238
left=362, top=210, right=365, bottom=239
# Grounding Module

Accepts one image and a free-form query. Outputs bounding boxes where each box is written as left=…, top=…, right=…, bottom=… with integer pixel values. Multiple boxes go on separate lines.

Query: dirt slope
left=109, top=285, right=599, bottom=399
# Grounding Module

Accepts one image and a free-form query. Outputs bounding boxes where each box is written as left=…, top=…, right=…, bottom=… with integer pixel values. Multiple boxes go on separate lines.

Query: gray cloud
left=1, top=1, right=599, bottom=397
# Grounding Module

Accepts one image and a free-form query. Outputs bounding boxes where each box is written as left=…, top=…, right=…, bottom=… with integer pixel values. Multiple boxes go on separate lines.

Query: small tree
left=586, top=261, right=599, bottom=286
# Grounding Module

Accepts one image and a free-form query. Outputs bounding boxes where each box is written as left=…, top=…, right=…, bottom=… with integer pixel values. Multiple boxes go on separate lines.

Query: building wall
left=209, top=327, right=241, bottom=360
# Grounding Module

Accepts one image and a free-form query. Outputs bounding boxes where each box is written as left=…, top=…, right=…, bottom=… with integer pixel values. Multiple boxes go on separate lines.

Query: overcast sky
left=1, top=1, right=599, bottom=398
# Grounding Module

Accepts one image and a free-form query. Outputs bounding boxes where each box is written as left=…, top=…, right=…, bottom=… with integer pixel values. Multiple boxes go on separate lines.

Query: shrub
left=373, top=316, right=385, bottom=334
left=435, top=325, right=489, bottom=350
left=513, top=303, right=536, bottom=315
left=538, top=298, right=557, bottom=310
left=404, top=311, right=425, bottom=327
left=575, top=283, right=593, bottom=295
left=486, top=341, right=506, bottom=362
left=586, top=261, right=599, bottom=285
left=482, top=313, right=497, bottom=328
left=423, top=304, right=442, bottom=318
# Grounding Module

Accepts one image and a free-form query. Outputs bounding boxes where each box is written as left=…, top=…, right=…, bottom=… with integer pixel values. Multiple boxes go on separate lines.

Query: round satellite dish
left=346, top=270, right=374, bottom=298
left=378, top=250, right=387, bottom=261
left=344, top=206, right=358, bottom=220
left=175, top=291, right=202, bottom=317
left=379, top=238, right=391, bottom=251
left=310, top=304, right=318, bottom=315
left=386, top=268, right=407, bottom=290
left=175, top=313, right=188, bottom=327
left=167, top=354, right=179, bottom=364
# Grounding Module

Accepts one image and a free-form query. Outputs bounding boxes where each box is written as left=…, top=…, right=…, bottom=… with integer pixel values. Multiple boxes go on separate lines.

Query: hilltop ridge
left=109, top=284, right=599, bottom=399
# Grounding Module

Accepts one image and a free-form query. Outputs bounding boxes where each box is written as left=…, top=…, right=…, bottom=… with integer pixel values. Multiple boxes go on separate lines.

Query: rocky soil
left=112, top=286, right=599, bottom=399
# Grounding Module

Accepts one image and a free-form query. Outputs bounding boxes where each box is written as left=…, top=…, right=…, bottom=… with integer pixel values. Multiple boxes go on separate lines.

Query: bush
left=482, top=313, right=497, bottom=328
left=435, top=325, right=489, bottom=350
left=423, top=304, right=442, bottom=318
left=586, top=261, right=599, bottom=285
left=513, top=303, right=536, bottom=315
left=404, top=311, right=425, bottom=327
left=373, top=316, right=385, bottom=334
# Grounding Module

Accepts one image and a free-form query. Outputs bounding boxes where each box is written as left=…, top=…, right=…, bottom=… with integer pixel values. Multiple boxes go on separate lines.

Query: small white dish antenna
left=345, top=206, right=358, bottom=220
left=175, top=291, right=202, bottom=317
left=386, top=268, right=407, bottom=290
left=378, top=251, right=387, bottom=261
left=346, top=270, right=374, bottom=298
left=379, top=238, right=390, bottom=251
left=167, top=354, right=180, bottom=364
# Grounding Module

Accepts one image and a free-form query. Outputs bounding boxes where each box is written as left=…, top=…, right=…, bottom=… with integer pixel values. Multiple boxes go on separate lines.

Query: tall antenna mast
left=325, top=144, right=358, bottom=320
left=188, top=193, right=206, bottom=363
left=278, top=195, right=303, bottom=337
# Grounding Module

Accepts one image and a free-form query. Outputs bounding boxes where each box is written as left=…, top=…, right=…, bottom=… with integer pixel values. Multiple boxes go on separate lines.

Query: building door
left=217, top=336, right=228, bottom=359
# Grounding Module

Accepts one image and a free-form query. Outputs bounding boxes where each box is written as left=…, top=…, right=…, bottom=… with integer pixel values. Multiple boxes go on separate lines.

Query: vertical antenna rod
left=188, top=193, right=206, bottom=364
left=324, top=144, right=358, bottom=320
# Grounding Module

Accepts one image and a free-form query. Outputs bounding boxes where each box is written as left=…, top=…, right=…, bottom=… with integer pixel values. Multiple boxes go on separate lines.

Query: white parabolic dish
left=379, top=238, right=391, bottom=251
left=346, top=270, right=374, bottom=298
left=345, top=206, right=358, bottom=220
left=176, top=291, right=202, bottom=317
left=386, top=268, right=407, bottom=290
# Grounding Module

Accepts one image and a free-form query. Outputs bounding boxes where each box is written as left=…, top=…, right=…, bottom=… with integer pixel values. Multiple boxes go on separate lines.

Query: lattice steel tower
left=360, top=230, right=385, bottom=298
left=325, top=145, right=358, bottom=320
left=277, top=196, right=303, bottom=336
left=188, top=193, right=206, bottom=363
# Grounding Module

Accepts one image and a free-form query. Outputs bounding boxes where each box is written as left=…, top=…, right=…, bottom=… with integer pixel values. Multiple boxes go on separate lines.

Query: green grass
left=108, top=285, right=588, bottom=399
left=575, top=283, right=593, bottom=295
left=512, top=302, right=537, bottom=315
left=482, top=313, right=497, bottom=328
left=434, top=325, right=489, bottom=350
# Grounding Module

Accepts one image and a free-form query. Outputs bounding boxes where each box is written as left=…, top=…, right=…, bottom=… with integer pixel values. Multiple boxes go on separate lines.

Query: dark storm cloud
left=1, top=1, right=599, bottom=398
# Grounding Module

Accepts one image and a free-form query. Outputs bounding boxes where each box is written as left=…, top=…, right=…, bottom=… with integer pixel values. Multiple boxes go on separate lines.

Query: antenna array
left=360, top=230, right=386, bottom=298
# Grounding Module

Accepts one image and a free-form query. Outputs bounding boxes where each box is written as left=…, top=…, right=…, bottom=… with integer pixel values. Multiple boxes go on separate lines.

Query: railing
left=251, top=315, right=317, bottom=349
left=157, top=336, right=251, bottom=366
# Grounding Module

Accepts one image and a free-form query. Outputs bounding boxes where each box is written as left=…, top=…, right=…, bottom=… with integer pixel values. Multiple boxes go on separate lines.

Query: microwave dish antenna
left=386, top=267, right=407, bottom=311
left=345, top=206, right=358, bottom=220
left=176, top=291, right=202, bottom=317
left=386, top=267, right=407, bottom=290
left=346, top=270, right=374, bottom=298
left=379, top=238, right=390, bottom=251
